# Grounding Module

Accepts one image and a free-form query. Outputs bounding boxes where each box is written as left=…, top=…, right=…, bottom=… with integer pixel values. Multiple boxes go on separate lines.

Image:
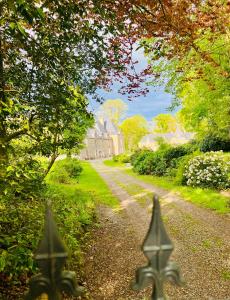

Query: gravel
left=82, top=160, right=230, bottom=300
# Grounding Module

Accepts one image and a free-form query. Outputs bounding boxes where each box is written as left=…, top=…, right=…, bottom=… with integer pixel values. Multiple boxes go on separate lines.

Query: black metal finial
left=132, top=195, right=183, bottom=300
left=25, top=202, right=84, bottom=300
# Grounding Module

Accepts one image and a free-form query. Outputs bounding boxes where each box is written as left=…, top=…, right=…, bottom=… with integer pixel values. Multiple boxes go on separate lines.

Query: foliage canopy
left=120, top=115, right=148, bottom=151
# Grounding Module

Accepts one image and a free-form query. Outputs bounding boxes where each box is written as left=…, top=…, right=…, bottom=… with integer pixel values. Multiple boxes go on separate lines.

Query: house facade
left=79, top=118, right=124, bottom=160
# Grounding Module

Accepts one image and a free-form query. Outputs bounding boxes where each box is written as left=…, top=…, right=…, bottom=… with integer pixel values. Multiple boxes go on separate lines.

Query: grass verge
left=76, top=161, right=118, bottom=207
left=124, top=169, right=230, bottom=214
left=103, top=159, right=125, bottom=167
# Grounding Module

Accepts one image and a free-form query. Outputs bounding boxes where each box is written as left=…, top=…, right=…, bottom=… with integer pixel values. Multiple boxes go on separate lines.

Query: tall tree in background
left=147, top=32, right=230, bottom=139
left=120, top=115, right=148, bottom=151
left=99, top=99, right=128, bottom=125
left=128, top=0, right=230, bottom=140
left=153, top=114, right=177, bottom=133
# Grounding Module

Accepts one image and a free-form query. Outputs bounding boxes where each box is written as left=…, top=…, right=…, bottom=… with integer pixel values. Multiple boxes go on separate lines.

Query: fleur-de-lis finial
left=25, top=202, right=84, bottom=300
left=132, top=195, right=183, bottom=300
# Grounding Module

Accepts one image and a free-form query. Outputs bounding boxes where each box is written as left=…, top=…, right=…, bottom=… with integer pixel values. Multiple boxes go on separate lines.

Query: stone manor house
left=79, top=118, right=124, bottom=160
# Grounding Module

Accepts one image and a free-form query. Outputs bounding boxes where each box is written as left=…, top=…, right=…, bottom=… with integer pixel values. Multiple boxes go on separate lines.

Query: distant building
left=139, top=129, right=194, bottom=151
left=79, top=118, right=124, bottom=160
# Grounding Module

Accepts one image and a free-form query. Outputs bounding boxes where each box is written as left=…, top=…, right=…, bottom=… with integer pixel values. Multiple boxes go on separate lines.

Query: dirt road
left=83, top=160, right=230, bottom=300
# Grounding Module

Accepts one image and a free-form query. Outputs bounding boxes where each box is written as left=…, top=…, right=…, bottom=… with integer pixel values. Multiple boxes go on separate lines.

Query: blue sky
left=88, top=48, right=176, bottom=121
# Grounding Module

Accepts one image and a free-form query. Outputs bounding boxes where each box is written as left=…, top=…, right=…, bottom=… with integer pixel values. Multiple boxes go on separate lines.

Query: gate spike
left=132, top=195, right=183, bottom=300
left=25, top=202, right=84, bottom=300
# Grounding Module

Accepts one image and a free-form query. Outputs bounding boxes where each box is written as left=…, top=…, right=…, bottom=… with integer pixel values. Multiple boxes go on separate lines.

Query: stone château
left=79, top=118, right=124, bottom=160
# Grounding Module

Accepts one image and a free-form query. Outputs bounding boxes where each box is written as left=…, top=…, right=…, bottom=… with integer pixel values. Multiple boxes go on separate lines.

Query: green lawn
left=77, top=161, right=119, bottom=207
left=47, top=161, right=118, bottom=209
left=124, top=169, right=230, bottom=214
left=103, top=159, right=125, bottom=167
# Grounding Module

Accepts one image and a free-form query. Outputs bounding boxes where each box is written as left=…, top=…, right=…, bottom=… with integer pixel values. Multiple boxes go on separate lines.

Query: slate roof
left=86, top=118, right=120, bottom=138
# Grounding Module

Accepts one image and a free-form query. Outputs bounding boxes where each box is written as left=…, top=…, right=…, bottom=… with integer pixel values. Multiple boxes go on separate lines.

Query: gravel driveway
left=83, top=160, right=230, bottom=300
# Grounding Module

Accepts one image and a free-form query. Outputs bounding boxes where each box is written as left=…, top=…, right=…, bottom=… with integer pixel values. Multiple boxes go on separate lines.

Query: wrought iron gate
left=25, top=196, right=183, bottom=300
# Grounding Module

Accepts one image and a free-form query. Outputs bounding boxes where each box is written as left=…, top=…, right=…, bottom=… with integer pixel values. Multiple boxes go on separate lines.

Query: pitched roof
left=86, top=117, right=121, bottom=138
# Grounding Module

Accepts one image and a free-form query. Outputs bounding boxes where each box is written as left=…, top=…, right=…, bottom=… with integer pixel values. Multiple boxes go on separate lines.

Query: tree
left=0, top=1, right=138, bottom=287
left=153, top=114, right=177, bottom=133
left=149, top=32, right=230, bottom=140
left=120, top=115, right=148, bottom=151
left=99, top=99, right=128, bottom=125
left=0, top=0, right=145, bottom=183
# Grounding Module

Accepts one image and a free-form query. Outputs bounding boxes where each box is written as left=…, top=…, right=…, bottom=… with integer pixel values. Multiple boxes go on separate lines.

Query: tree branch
left=5, top=128, right=28, bottom=142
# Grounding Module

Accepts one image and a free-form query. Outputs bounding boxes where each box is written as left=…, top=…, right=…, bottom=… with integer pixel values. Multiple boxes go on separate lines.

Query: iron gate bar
left=25, top=195, right=183, bottom=299
left=25, top=202, right=83, bottom=300
left=132, top=195, right=183, bottom=300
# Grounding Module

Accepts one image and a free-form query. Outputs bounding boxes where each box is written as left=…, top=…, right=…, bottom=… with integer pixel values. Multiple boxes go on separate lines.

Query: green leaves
left=146, top=29, right=230, bottom=140
left=16, top=21, right=27, bottom=36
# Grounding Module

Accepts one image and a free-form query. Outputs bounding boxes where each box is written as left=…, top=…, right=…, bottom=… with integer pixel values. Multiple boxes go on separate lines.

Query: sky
left=88, top=47, right=176, bottom=121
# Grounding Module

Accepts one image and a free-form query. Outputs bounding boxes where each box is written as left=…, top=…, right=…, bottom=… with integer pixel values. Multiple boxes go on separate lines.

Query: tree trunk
left=44, top=153, right=58, bottom=178
left=0, top=11, right=7, bottom=165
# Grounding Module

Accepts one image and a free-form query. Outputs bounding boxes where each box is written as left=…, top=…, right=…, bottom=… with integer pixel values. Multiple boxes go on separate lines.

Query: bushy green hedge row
left=131, top=144, right=195, bottom=176
left=131, top=144, right=230, bottom=190
left=0, top=158, right=93, bottom=289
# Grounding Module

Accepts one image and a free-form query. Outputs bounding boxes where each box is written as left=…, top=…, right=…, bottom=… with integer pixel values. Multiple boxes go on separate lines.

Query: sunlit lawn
left=46, top=161, right=118, bottom=209
left=78, top=161, right=119, bottom=207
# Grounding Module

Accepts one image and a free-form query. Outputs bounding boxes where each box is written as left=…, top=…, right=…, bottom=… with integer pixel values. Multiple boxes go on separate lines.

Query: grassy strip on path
left=123, top=169, right=230, bottom=214
left=103, top=158, right=230, bottom=213
left=103, top=159, right=125, bottom=167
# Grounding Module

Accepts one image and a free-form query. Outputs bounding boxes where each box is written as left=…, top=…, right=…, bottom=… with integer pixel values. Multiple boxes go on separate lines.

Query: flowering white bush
left=184, top=151, right=230, bottom=189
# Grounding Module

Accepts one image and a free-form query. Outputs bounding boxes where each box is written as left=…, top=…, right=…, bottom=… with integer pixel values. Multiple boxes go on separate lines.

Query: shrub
left=200, top=135, right=230, bottom=152
left=0, top=197, right=44, bottom=284
left=0, top=157, right=92, bottom=290
left=113, top=153, right=130, bottom=163
left=163, top=144, right=198, bottom=177
left=0, top=156, right=45, bottom=200
left=164, top=144, right=194, bottom=162
left=130, top=149, right=150, bottom=166
left=132, top=150, right=167, bottom=176
left=133, top=151, right=155, bottom=175
left=173, top=152, right=200, bottom=185
left=47, top=158, right=83, bottom=183
left=112, top=155, right=119, bottom=162
left=151, top=152, right=167, bottom=176
left=131, top=144, right=197, bottom=177
left=184, top=151, right=230, bottom=189
left=0, top=156, right=46, bottom=286
left=131, top=149, right=153, bottom=169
